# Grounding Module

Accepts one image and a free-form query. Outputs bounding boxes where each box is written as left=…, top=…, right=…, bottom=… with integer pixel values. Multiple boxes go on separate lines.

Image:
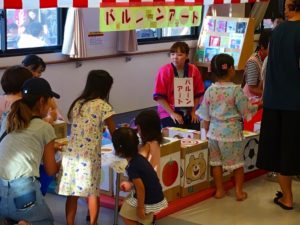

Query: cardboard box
left=53, top=120, right=67, bottom=139
left=100, top=165, right=114, bottom=196
left=162, top=127, right=200, bottom=139
left=243, top=130, right=260, bottom=173
left=159, top=137, right=181, bottom=202
left=180, top=138, right=209, bottom=197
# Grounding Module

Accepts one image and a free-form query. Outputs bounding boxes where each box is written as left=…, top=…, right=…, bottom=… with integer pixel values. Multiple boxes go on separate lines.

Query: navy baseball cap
left=22, top=77, right=60, bottom=99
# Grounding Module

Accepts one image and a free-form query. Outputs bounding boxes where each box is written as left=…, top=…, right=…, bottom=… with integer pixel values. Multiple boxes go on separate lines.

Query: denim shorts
left=0, top=177, right=54, bottom=225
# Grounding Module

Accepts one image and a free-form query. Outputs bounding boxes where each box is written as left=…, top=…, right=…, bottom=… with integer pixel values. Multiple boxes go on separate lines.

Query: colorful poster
left=236, top=22, right=247, bottom=33
left=209, top=36, right=220, bottom=47
left=196, top=48, right=205, bottom=62
left=216, top=20, right=227, bottom=33
left=100, top=6, right=202, bottom=32
left=227, top=21, right=237, bottom=33
left=230, top=38, right=242, bottom=49
left=204, top=47, right=219, bottom=62
left=205, top=18, right=215, bottom=32
left=220, top=36, right=230, bottom=48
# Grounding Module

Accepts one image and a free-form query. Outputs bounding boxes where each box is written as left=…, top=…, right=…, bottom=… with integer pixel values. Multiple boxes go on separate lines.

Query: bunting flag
left=0, top=0, right=268, bottom=9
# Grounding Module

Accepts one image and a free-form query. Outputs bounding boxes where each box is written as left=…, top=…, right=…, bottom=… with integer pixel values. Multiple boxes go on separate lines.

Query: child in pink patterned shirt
left=197, top=53, right=261, bottom=201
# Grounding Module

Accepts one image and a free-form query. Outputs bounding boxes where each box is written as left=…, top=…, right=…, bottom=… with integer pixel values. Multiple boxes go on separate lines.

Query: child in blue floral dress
left=56, top=70, right=116, bottom=225
left=197, top=54, right=260, bottom=201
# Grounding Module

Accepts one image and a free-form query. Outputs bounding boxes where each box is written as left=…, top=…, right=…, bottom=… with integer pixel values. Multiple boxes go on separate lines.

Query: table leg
left=114, top=172, right=121, bottom=225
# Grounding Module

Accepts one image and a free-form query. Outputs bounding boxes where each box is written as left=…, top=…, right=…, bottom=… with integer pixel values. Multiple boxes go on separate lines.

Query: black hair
left=1, top=66, right=33, bottom=94
left=210, top=53, right=234, bottom=78
left=112, top=127, right=139, bottom=158
left=170, top=41, right=189, bottom=54
left=257, top=29, right=272, bottom=50
left=135, top=110, right=162, bottom=144
left=68, top=70, right=113, bottom=121
left=22, top=54, right=46, bottom=72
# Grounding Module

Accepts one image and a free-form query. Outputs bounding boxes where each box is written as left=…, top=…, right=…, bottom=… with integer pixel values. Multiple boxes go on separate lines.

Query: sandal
left=273, top=191, right=293, bottom=210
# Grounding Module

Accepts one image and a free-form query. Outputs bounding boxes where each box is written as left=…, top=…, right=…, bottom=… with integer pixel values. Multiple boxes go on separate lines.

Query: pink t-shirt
left=153, top=63, right=205, bottom=119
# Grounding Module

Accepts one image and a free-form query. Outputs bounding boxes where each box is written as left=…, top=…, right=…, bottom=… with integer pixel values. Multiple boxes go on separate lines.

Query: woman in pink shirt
left=153, top=42, right=205, bottom=130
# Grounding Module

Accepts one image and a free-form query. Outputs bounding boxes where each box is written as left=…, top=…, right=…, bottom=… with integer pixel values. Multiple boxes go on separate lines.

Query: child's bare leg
left=122, top=217, right=140, bottom=225
left=212, top=166, right=225, bottom=198
left=233, top=167, right=247, bottom=201
left=88, top=195, right=100, bottom=225
left=66, top=195, right=79, bottom=225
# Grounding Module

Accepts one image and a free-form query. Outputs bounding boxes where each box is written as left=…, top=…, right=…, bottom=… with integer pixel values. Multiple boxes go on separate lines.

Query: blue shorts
left=0, top=177, right=54, bottom=225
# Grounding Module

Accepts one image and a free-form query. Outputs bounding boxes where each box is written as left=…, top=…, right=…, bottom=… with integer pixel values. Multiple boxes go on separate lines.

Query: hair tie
left=221, top=64, right=228, bottom=70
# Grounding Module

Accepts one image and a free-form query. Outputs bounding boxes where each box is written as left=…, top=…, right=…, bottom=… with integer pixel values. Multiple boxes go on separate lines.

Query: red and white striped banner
left=0, top=0, right=268, bottom=9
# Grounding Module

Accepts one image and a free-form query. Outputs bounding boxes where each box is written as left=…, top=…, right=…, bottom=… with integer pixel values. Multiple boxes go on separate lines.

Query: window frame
left=0, top=8, right=67, bottom=57
left=137, top=7, right=204, bottom=45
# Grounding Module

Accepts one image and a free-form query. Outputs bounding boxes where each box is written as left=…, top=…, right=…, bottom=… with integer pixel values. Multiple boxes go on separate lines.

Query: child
left=0, top=66, right=32, bottom=124
left=22, top=54, right=63, bottom=123
left=56, top=70, right=116, bottom=225
left=197, top=53, right=260, bottom=201
left=112, top=127, right=168, bottom=225
left=22, top=54, right=64, bottom=196
left=135, top=110, right=163, bottom=175
left=0, top=77, right=60, bottom=225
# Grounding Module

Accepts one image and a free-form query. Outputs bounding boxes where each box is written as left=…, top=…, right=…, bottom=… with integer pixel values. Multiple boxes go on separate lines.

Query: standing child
left=0, top=77, right=60, bottom=225
left=135, top=110, right=163, bottom=175
left=197, top=53, right=260, bottom=201
left=22, top=54, right=64, bottom=195
left=56, top=70, right=116, bottom=225
left=112, top=127, right=168, bottom=225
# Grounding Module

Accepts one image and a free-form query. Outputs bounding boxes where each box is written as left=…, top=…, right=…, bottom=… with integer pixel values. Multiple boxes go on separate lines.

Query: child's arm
left=235, top=87, right=259, bottom=121
left=148, top=141, right=160, bottom=174
left=132, top=178, right=146, bottom=219
left=203, top=120, right=210, bottom=135
left=104, top=116, right=116, bottom=137
left=42, top=140, right=60, bottom=176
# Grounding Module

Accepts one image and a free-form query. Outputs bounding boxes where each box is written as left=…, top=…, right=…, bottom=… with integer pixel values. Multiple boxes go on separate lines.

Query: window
left=137, top=26, right=199, bottom=44
left=136, top=8, right=203, bottom=44
left=0, top=8, right=66, bottom=56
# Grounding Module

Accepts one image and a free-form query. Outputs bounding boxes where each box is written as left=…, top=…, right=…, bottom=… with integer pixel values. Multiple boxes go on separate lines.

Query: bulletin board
left=195, top=16, right=255, bottom=70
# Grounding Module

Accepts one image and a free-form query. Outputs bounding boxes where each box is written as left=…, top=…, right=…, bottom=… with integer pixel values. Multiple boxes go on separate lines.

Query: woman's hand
left=137, top=207, right=146, bottom=219
left=170, top=112, right=184, bottom=124
left=120, top=181, right=133, bottom=192
left=190, top=112, right=200, bottom=124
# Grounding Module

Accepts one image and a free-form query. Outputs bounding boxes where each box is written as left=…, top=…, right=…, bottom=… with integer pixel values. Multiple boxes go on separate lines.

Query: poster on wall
left=196, top=16, right=252, bottom=68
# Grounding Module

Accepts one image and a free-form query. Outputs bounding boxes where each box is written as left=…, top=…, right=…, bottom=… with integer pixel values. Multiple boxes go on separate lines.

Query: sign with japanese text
left=99, top=6, right=202, bottom=32
left=174, top=78, right=194, bottom=107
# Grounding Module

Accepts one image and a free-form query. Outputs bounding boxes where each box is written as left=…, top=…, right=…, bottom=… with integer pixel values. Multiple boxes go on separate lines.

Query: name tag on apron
left=174, top=77, right=194, bottom=107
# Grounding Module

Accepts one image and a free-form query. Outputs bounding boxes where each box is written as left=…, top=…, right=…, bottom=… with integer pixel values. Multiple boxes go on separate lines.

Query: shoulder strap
left=0, top=131, right=7, bottom=143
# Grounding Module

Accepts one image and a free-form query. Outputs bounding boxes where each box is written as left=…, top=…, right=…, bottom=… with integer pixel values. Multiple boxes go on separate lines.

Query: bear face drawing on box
left=186, top=152, right=207, bottom=184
